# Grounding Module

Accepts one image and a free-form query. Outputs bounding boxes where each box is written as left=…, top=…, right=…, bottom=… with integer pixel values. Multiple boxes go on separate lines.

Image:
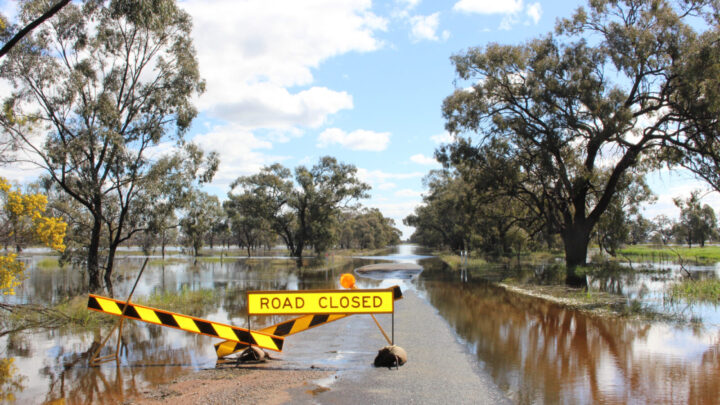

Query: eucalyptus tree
left=674, top=191, right=718, bottom=247
left=180, top=191, right=222, bottom=257
left=651, top=215, right=676, bottom=245
left=224, top=194, right=273, bottom=257
left=593, top=172, right=654, bottom=256
left=231, top=157, right=370, bottom=259
left=441, top=0, right=720, bottom=285
left=405, top=170, right=481, bottom=253
left=338, top=208, right=401, bottom=250
left=0, top=0, right=70, bottom=59
left=0, top=0, right=207, bottom=291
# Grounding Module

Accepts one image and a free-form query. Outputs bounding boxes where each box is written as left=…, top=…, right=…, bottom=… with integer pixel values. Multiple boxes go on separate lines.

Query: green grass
left=668, top=278, right=720, bottom=302
left=330, top=247, right=394, bottom=257
left=436, top=252, right=487, bottom=269
left=34, top=257, right=61, bottom=269
left=196, top=256, right=234, bottom=263
left=136, top=287, right=216, bottom=315
left=0, top=295, right=115, bottom=332
left=147, top=258, right=186, bottom=266
left=618, top=245, right=720, bottom=263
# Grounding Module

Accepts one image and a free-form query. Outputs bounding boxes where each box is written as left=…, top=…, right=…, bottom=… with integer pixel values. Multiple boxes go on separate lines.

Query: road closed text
left=247, top=290, right=395, bottom=315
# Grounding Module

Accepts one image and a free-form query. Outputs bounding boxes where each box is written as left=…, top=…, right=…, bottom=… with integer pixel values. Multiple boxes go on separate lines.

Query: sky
left=2, top=0, right=719, bottom=238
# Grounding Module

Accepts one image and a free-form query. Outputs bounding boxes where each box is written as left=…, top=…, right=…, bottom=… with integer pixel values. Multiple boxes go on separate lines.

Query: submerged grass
left=1, top=288, right=219, bottom=335
left=668, top=278, right=720, bottom=303
left=136, top=287, right=216, bottom=315
left=437, top=253, right=487, bottom=269
left=1, top=295, right=115, bottom=334
left=34, top=257, right=61, bottom=269
left=619, top=245, right=720, bottom=264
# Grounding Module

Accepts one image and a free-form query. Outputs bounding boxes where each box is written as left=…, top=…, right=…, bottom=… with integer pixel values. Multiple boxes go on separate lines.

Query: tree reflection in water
left=420, top=278, right=720, bottom=403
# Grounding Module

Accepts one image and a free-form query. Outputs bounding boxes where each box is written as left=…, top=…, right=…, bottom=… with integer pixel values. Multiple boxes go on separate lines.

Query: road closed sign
left=247, top=289, right=395, bottom=315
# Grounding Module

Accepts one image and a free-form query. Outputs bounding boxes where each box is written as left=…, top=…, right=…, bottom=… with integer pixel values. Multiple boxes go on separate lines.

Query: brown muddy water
left=2, top=245, right=719, bottom=404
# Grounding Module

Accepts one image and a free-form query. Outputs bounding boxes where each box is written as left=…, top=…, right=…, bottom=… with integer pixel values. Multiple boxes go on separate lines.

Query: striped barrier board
left=87, top=294, right=284, bottom=352
left=215, top=285, right=403, bottom=358
left=215, top=313, right=347, bottom=358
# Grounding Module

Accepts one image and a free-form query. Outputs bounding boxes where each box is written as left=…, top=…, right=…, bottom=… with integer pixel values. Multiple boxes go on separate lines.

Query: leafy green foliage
left=405, top=167, right=536, bottom=256
left=0, top=0, right=211, bottom=291
left=673, top=191, right=718, bottom=247
left=439, top=0, right=720, bottom=284
left=231, top=157, right=370, bottom=258
left=180, top=191, right=222, bottom=257
left=337, top=208, right=401, bottom=250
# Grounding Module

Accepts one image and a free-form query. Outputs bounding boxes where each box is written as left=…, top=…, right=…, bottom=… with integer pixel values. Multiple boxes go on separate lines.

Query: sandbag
left=373, top=345, right=407, bottom=368
left=237, top=346, right=267, bottom=363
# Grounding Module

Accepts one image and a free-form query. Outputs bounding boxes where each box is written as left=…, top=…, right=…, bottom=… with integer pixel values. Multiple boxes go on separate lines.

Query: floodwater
left=2, top=246, right=719, bottom=404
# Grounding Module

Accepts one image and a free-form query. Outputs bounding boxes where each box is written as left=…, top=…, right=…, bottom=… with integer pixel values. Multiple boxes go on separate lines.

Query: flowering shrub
left=0, top=177, right=66, bottom=295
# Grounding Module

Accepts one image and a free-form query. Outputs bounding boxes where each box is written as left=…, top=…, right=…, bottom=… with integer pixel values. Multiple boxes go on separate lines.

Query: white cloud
left=181, top=0, right=387, bottom=129
left=192, top=124, right=286, bottom=188
left=210, top=84, right=353, bottom=129
left=453, top=0, right=542, bottom=30
left=641, top=168, right=720, bottom=220
left=409, top=13, right=445, bottom=42
left=453, top=0, right=523, bottom=14
left=397, top=0, right=421, bottom=10
left=0, top=159, right=44, bottom=185
left=395, top=188, right=423, bottom=198
left=526, top=2, right=542, bottom=24
left=317, top=128, right=391, bottom=151
left=499, top=14, right=518, bottom=31
left=377, top=182, right=397, bottom=190
left=410, top=153, right=439, bottom=166
left=393, top=0, right=421, bottom=19
left=357, top=168, right=424, bottom=193
left=431, top=132, right=455, bottom=144
left=357, top=168, right=425, bottom=182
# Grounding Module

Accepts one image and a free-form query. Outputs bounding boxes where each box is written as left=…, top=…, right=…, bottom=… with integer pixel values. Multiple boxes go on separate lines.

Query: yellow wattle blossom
left=1, top=176, right=66, bottom=295
left=34, top=216, right=67, bottom=252
left=0, top=357, right=26, bottom=402
left=0, top=254, right=24, bottom=296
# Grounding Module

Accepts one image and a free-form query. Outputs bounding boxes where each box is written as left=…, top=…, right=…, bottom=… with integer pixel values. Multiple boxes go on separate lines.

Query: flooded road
left=2, top=246, right=720, bottom=404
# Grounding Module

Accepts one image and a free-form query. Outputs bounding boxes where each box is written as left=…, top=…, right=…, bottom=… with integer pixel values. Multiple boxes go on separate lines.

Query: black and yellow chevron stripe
left=87, top=294, right=284, bottom=352
left=215, top=285, right=403, bottom=358
left=215, top=313, right=347, bottom=357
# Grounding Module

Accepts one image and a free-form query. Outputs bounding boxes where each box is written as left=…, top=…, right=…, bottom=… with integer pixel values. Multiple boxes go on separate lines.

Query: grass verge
left=136, top=287, right=216, bottom=315
left=618, top=245, right=720, bottom=264
left=667, top=278, right=720, bottom=303
left=436, top=252, right=487, bottom=269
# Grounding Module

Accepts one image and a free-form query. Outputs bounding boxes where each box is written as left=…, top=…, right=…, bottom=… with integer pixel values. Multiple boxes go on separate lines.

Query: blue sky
left=2, top=0, right=718, bottom=238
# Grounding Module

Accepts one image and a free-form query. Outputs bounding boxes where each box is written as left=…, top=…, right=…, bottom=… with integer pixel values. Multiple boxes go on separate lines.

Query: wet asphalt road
left=280, top=288, right=511, bottom=404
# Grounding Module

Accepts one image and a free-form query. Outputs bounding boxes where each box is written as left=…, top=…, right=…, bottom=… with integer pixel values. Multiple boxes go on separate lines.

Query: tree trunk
left=104, top=244, right=118, bottom=290
left=562, top=223, right=590, bottom=287
left=294, top=244, right=304, bottom=259
left=87, top=217, right=102, bottom=291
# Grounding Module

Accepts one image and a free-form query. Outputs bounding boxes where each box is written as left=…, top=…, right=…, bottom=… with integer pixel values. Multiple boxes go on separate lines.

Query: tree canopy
left=0, top=0, right=210, bottom=291
left=231, top=157, right=370, bottom=258
left=440, top=0, right=720, bottom=285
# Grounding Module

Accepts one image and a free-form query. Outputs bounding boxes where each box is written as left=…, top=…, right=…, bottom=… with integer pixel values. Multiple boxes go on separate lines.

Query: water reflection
left=417, top=261, right=720, bottom=404
left=2, top=256, right=354, bottom=404
left=4, top=246, right=720, bottom=404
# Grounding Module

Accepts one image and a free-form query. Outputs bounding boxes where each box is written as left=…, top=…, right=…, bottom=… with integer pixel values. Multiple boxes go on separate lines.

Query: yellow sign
left=247, top=289, right=395, bottom=315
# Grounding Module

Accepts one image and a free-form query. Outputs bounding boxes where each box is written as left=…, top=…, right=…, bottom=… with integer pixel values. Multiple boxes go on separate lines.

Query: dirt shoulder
left=127, top=367, right=331, bottom=405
